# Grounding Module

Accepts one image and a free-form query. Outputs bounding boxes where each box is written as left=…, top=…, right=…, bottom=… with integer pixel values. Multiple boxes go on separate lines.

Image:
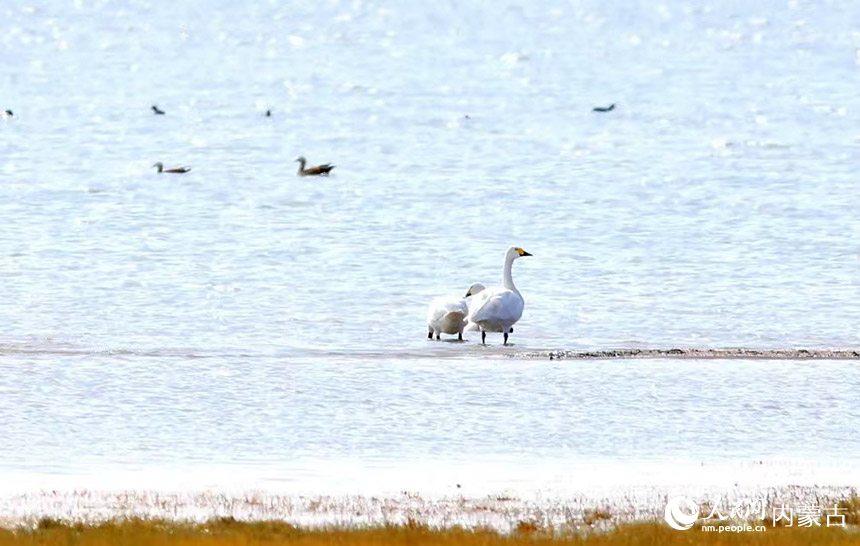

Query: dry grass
left=582, top=509, right=612, bottom=527
left=0, top=518, right=859, bottom=546
left=514, top=520, right=540, bottom=534
left=837, top=497, right=860, bottom=526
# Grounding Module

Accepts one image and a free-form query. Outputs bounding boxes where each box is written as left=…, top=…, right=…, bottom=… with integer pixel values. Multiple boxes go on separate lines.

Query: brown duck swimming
left=153, top=162, right=191, bottom=173
left=295, top=156, right=335, bottom=176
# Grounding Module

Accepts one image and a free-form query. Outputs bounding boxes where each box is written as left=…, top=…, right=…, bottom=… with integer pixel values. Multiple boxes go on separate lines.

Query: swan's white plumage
left=426, top=283, right=485, bottom=340
left=427, top=297, right=469, bottom=334
left=468, top=287, right=523, bottom=332
left=466, top=246, right=532, bottom=344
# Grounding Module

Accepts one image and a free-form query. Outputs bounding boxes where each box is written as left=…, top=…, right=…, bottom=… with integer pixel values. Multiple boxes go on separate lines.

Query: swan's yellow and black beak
left=516, top=248, right=533, bottom=257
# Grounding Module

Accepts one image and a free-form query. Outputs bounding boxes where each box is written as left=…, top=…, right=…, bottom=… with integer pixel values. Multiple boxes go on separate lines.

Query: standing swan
left=467, top=247, right=532, bottom=345
left=427, top=283, right=485, bottom=341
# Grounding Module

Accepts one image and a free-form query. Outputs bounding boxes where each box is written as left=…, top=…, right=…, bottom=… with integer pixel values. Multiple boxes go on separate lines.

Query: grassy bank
left=1, top=518, right=859, bottom=546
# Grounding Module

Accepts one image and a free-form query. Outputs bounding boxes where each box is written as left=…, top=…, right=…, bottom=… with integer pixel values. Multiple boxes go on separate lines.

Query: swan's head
left=152, top=162, right=163, bottom=169
left=506, top=246, right=533, bottom=261
left=295, top=156, right=306, bottom=163
left=464, top=282, right=485, bottom=298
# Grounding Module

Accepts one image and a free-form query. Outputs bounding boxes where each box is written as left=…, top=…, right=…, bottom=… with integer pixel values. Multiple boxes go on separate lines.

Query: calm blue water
left=1, top=0, right=859, bottom=491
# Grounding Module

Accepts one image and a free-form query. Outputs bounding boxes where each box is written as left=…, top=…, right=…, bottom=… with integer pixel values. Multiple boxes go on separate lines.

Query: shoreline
left=3, top=484, right=858, bottom=530
left=3, top=458, right=859, bottom=527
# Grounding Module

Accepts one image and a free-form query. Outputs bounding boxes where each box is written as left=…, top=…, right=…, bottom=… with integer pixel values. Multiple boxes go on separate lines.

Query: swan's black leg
left=428, top=329, right=433, bottom=339
left=509, top=327, right=513, bottom=333
left=436, top=333, right=440, bottom=340
left=503, top=332, right=509, bottom=345
left=481, top=331, right=486, bottom=345
left=458, top=332, right=463, bottom=341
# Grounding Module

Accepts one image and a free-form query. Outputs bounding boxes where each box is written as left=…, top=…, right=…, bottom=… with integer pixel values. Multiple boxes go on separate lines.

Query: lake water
left=1, top=0, right=859, bottom=496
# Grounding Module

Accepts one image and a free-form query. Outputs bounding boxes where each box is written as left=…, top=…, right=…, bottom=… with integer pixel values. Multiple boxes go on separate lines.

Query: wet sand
left=515, top=348, right=860, bottom=360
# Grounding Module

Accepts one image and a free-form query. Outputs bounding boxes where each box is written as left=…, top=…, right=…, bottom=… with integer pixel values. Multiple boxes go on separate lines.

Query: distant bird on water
left=2, top=109, right=13, bottom=118
left=295, top=156, right=335, bottom=176
left=153, top=162, right=191, bottom=173
left=151, top=105, right=166, bottom=115
left=265, top=110, right=272, bottom=117
left=592, top=104, right=615, bottom=113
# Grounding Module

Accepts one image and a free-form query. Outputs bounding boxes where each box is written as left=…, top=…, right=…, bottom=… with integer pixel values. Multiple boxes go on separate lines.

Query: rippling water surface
left=1, top=0, right=859, bottom=490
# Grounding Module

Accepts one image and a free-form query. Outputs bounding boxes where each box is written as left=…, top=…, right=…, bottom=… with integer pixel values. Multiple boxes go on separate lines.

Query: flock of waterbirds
left=146, top=104, right=335, bottom=177
left=1, top=102, right=619, bottom=346
left=2, top=101, right=616, bottom=178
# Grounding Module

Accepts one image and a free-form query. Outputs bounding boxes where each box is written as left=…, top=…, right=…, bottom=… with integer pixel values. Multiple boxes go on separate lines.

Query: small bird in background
left=295, top=156, right=335, bottom=176
left=153, top=162, right=191, bottom=173
left=265, top=110, right=272, bottom=117
left=2, top=110, right=12, bottom=119
left=592, top=104, right=615, bottom=113
left=151, top=105, right=166, bottom=115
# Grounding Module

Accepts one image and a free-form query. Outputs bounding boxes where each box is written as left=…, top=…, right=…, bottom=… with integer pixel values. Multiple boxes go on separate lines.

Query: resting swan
left=427, top=283, right=485, bottom=341
left=467, top=246, right=532, bottom=345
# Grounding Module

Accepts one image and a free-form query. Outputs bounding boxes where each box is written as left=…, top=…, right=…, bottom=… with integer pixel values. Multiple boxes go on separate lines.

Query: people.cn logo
left=664, top=496, right=699, bottom=530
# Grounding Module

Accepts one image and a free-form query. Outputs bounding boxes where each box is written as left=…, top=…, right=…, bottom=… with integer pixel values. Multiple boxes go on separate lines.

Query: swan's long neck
left=503, top=254, right=518, bottom=293
left=297, top=159, right=306, bottom=174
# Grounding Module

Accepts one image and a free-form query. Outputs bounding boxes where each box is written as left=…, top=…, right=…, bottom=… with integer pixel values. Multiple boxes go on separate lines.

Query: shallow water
left=1, top=0, right=859, bottom=491
left=2, top=353, right=858, bottom=492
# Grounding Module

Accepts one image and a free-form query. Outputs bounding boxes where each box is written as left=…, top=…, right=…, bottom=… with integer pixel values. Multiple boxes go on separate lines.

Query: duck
left=467, top=247, right=532, bottom=345
left=265, top=109, right=272, bottom=117
left=151, top=105, right=165, bottom=115
left=152, top=162, right=191, bottom=173
left=427, top=283, right=485, bottom=341
left=295, top=156, right=335, bottom=176
left=2, top=110, right=13, bottom=118
left=592, top=104, right=615, bottom=113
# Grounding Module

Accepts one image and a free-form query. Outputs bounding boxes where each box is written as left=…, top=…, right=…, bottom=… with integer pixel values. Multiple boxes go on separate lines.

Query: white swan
left=427, top=283, right=485, bottom=341
left=467, top=246, right=532, bottom=345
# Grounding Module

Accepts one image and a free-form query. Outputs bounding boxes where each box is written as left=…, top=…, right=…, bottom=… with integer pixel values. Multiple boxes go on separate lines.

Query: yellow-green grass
left=2, top=518, right=860, bottom=546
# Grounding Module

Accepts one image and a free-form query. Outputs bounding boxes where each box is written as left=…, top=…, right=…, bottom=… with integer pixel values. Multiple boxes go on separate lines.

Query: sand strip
left=514, top=348, right=860, bottom=360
